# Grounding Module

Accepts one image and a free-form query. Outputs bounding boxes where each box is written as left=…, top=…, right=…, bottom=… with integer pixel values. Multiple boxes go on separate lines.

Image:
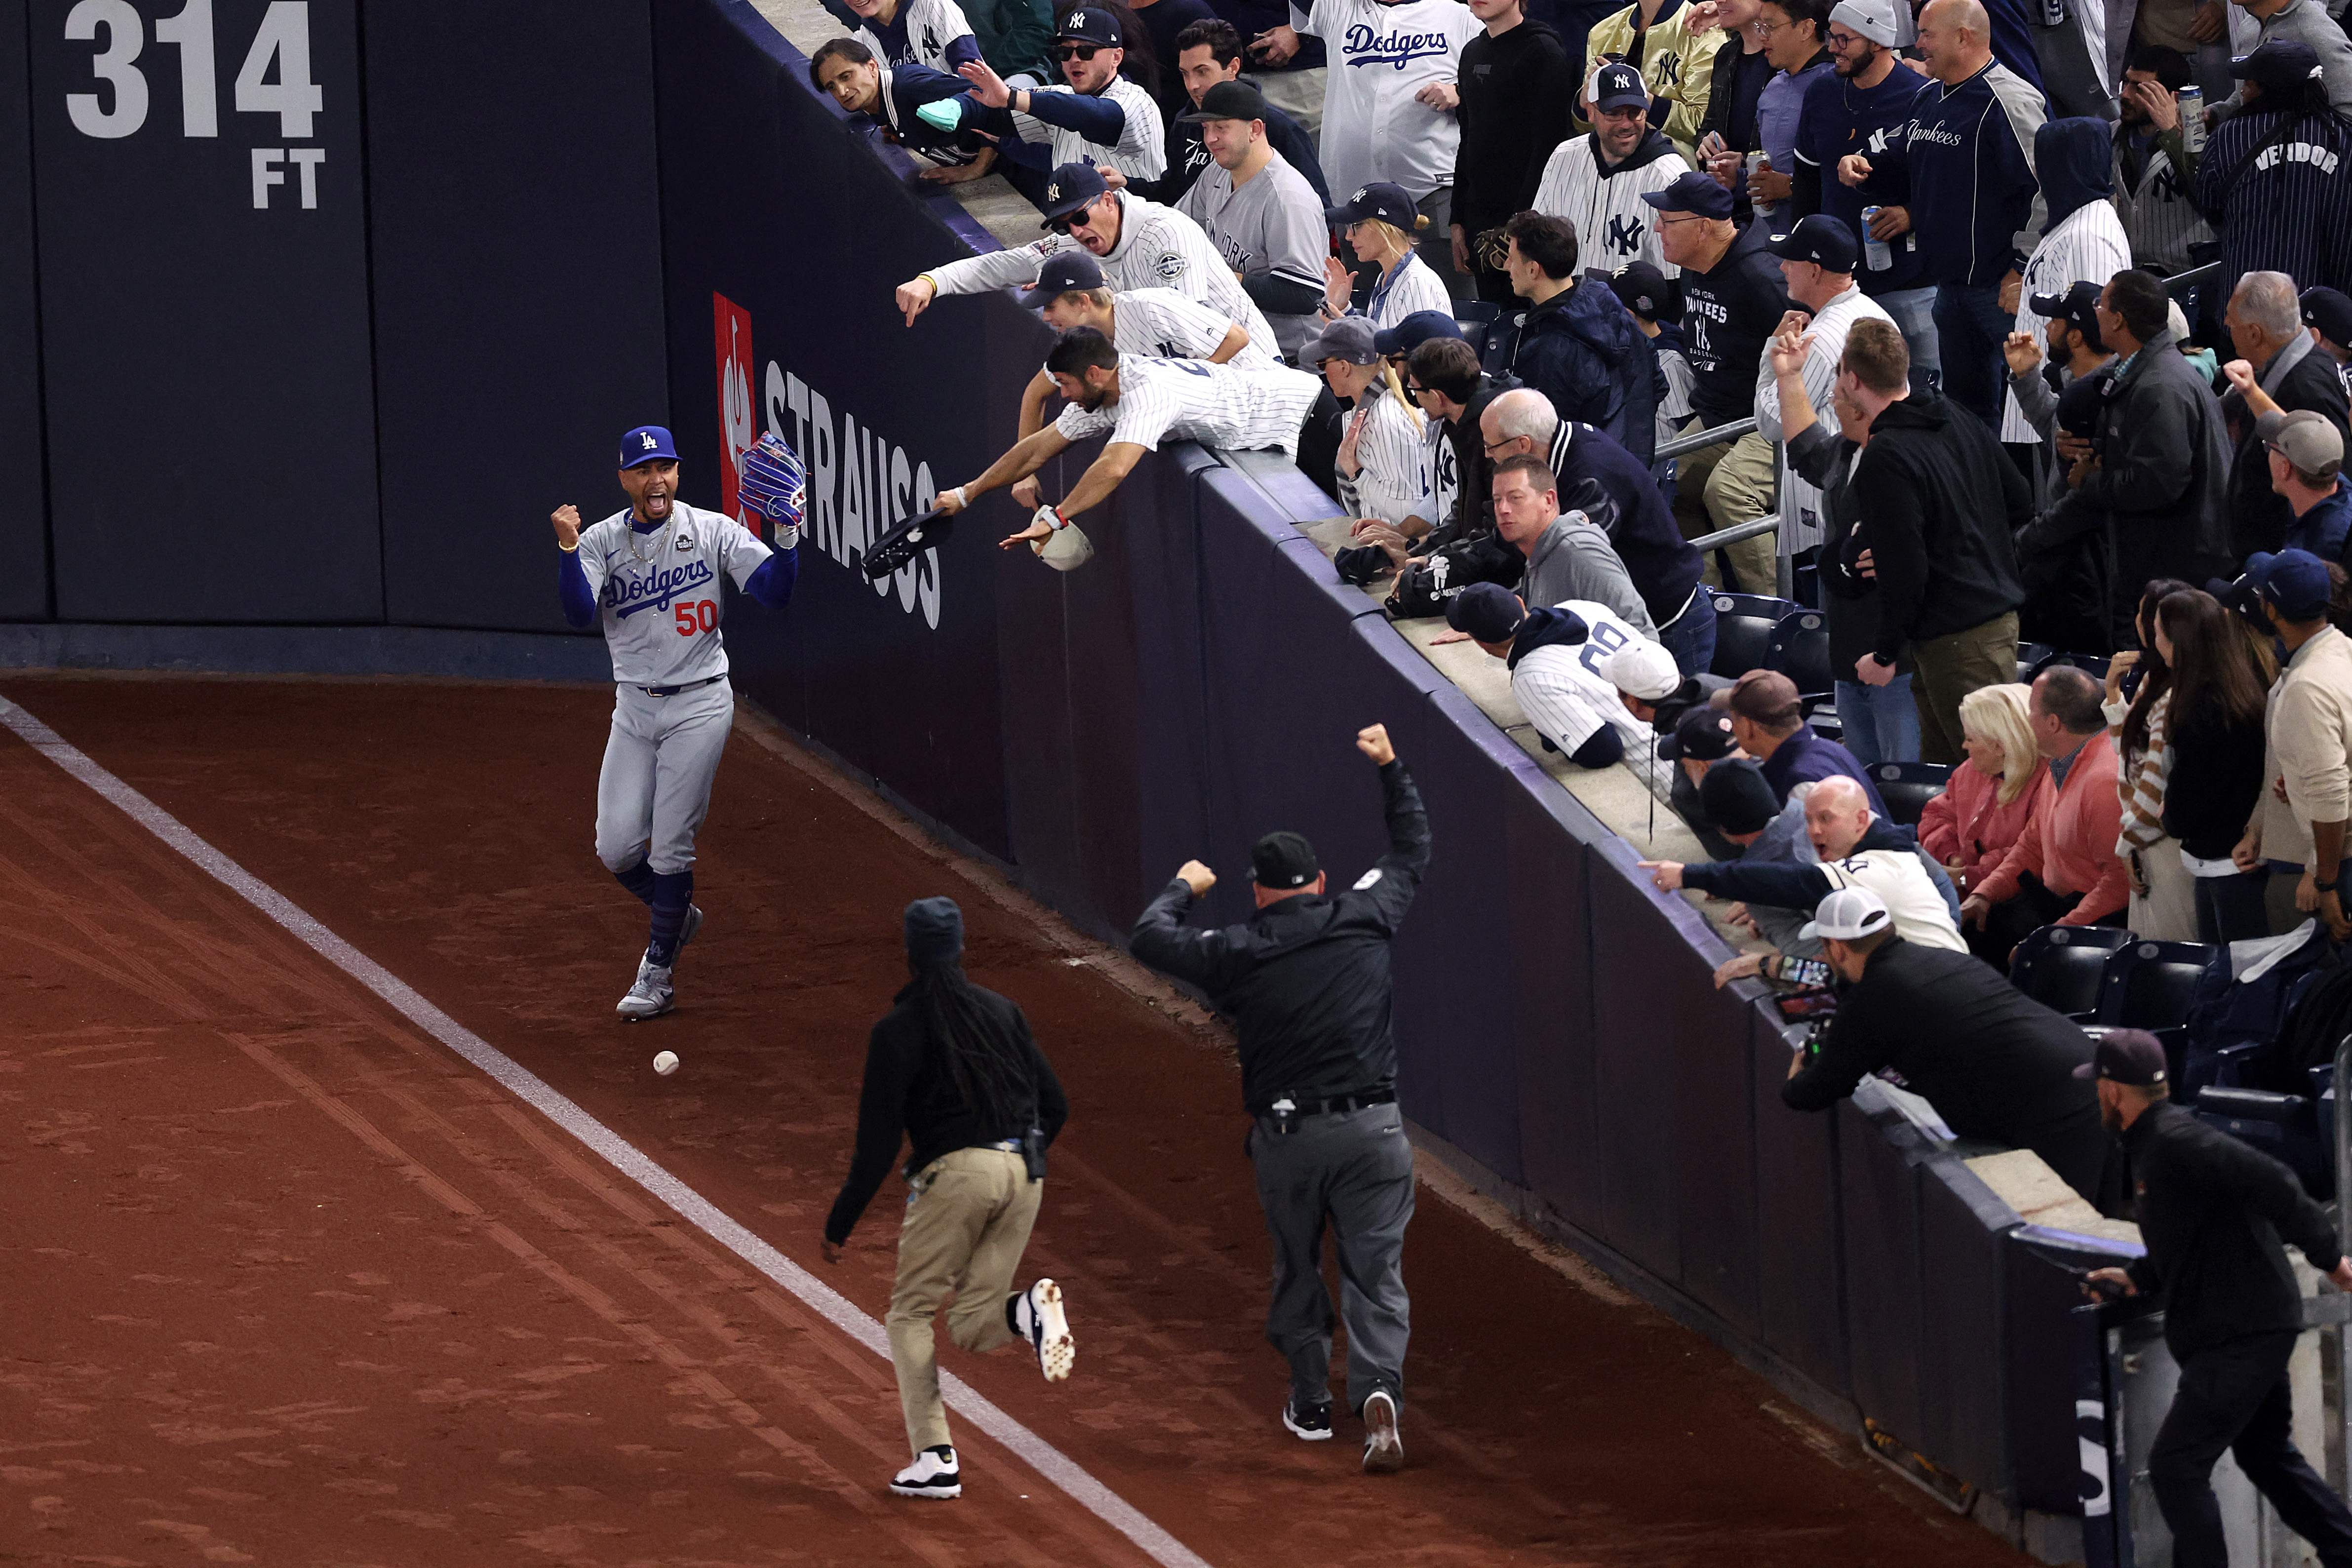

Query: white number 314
left=67, top=0, right=322, bottom=144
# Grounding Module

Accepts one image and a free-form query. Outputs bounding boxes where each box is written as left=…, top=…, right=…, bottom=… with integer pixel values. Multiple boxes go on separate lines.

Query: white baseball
left=653, top=1050, right=680, bottom=1077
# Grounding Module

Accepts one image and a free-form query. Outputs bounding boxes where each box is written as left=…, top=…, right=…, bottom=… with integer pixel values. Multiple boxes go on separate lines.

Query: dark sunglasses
left=1406, top=382, right=1435, bottom=395
left=1054, top=42, right=1103, bottom=60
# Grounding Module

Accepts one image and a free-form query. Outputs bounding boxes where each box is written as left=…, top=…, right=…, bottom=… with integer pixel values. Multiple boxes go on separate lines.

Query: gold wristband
left=558, top=540, right=579, bottom=553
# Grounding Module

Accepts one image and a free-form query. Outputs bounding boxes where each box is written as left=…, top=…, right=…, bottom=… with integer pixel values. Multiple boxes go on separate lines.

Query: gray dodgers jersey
left=578, top=502, right=774, bottom=687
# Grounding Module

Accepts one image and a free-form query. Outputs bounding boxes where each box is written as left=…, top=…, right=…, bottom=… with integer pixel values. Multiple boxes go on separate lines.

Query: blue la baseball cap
left=1642, top=170, right=1734, bottom=221
left=620, top=425, right=678, bottom=468
left=1021, top=251, right=1107, bottom=307
left=2248, top=549, right=2333, bottom=621
left=1372, top=309, right=1465, bottom=358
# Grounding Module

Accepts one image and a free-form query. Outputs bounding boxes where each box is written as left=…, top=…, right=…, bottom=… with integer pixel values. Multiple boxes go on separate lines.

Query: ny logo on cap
left=1047, top=180, right=1061, bottom=200
left=1069, top=8, right=1086, bottom=23
left=1352, top=186, right=1368, bottom=203
left=641, top=432, right=657, bottom=450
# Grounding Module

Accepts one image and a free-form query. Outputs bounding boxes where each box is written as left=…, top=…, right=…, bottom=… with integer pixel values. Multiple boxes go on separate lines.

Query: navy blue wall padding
left=1752, top=1008, right=1849, bottom=1399
left=363, top=1, right=669, bottom=633
left=1920, top=1163, right=2018, bottom=1489
left=1840, top=1099, right=1930, bottom=1444
left=33, top=0, right=380, bottom=622
left=0, top=0, right=44, bottom=619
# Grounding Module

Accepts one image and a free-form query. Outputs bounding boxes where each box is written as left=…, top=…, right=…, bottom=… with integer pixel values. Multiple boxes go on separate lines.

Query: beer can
left=2179, top=85, right=2206, bottom=155
left=1860, top=205, right=1893, bottom=273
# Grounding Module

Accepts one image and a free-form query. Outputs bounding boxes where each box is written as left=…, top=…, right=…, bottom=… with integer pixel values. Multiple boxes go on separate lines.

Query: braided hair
left=910, top=963, right=1039, bottom=1133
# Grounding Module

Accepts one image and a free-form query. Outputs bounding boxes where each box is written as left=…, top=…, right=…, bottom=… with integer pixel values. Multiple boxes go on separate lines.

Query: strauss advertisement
left=713, top=291, right=942, bottom=631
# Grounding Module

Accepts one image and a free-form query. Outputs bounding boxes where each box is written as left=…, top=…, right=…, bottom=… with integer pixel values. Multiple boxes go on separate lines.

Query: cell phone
left=1776, top=989, right=1838, bottom=1023
left=1775, top=957, right=1832, bottom=988
left=2080, top=1271, right=2128, bottom=1301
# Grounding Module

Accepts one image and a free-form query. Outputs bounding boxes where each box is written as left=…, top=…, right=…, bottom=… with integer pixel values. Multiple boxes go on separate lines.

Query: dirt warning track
left=0, top=677, right=2030, bottom=1567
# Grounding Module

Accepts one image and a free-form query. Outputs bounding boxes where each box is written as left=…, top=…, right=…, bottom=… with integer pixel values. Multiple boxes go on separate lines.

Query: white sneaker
left=616, top=956, right=674, bottom=1020
left=1013, top=1279, right=1075, bottom=1382
left=1362, top=1389, right=1403, bottom=1474
left=890, top=1445, right=961, bottom=1500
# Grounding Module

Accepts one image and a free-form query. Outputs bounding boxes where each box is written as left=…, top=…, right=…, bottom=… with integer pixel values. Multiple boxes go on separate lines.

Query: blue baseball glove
left=736, top=431, right=807, bottom=547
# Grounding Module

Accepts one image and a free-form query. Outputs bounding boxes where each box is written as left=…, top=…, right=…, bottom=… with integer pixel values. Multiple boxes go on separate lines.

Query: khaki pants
left=886, top=1146, right=1041, bottom=1456
left=1671, top=418, right=1778, bottom=596
left=1910, top=611, right=2019, bottom=765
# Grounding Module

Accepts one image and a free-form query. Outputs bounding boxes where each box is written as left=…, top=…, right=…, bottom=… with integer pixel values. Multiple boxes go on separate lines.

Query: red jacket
left=1972, top=734, right=2129, bottom=925
left=1918, top=756, right=2051, bottom=896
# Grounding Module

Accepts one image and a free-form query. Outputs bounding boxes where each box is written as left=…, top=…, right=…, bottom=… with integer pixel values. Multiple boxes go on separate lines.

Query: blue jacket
left=2286, top=484, right=2352, bottom=562
left=1545, top=420, right=1702, bottom=628
left=1791, top=65, right=1931, bottom=295
left=1499, top=281, right=1660, bottom=465
left=1862, top=59, right=2046, bottom=289
left=1760, top=726, right=1888, bottom=816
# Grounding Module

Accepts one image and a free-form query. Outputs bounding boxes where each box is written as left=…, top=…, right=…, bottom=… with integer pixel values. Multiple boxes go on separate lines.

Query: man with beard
left=1130, top=18, right=1328, bottom=206
left=1175, top=80, right=1331, bottom=357
left=1791, top=0, right=1941, bottom=381
left=2112, top=46, right=2213, bottom=277
left=1533, top=62, right=1693, bottom=277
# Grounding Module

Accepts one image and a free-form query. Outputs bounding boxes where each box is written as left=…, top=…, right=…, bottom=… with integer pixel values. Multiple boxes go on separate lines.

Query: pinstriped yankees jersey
left=1110, top=287, right=1280, bottom=366
left=928, top=193, right=1277, bottom=348
left=1335, top=385, right=1433, bottom=526
left=576, top=503, right=773, bottom=688
left=1361, top=251, right=1453, bottom=329
left=1027, top=78, right=1167, bottom=182
left=2114, top=133, right=2211, bottom=276
left=1752, top=283, right=1894, bottom=560
left=855, top=0, right=976, bottom=72
left=1054, top=354, right=1325, bottom=453
left=1510, top=599, right=1662, bottom=762
left=1531, top=134, right=1691, bottom=277
left=2001, top=202, right=2131, bottom=443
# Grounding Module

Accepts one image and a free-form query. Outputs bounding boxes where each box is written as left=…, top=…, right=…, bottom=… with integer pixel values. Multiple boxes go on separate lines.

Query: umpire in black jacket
left=2082, top=1030, right=2352, bottom=1568
left=1130, top=723, right=1430, bottom=1476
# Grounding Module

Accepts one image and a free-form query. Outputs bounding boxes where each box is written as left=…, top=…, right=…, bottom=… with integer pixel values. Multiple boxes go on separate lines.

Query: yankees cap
left=620, top=425, right=679, bottom=468
left=1446, top=582, right=1527, bottom=644
left=2248, top=548, right=2333, bottom=621
left=1766, top=215, right=1859, bottom=274
left=1605, top=637, right=1682, bottom=700
left=1608, top=261, right=1683, bottom=323
left=1828, top=0, right=1912, bottom=46
left=2258, top=408, right=2345, bottom=478
left=1020, top=250, right=1107, bottom=308
left=1372, top=309, right=1465, bottom=358
left=1799, top=885, right=1891, bottom=943
left=1589, top=60, right=1648, bottom=112
left=1641, top=170, right=1733, bottom=221
left=1057, top=6, right=1122, bottom=45
left=2056, top=371, right=2109, bottom=438
left=2303, top=286, right=2352, bottom=349
left=2030, top=279, right=2105, bottom=341
left=1327, top=182, right=1418, bottom=230
left=1659, top=706, right=1739, bottom=763
left=2073, top=1027, right=2167, bottom=1086
left=1251, top=830, right=1320, bottom=889
left=1036, top=162, right=1110, bottom=228
left=1181, top=79, right=1271, bottom=124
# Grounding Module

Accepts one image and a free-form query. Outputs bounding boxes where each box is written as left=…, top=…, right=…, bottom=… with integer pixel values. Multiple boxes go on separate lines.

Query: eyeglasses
left=1406, top=382, right=1435, bottom=396
left=1753, top=15, right=1794, bottom=33
left=1656, top=213, right=1709, bottom=227
left=1054, top=42, right=1103, bottom=60
left=1824, top=28, right=1864, bottom=47
left=1482, top=435, right=1521, bottom=453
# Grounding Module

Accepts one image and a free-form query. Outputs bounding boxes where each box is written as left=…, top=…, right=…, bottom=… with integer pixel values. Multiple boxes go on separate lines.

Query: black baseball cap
left=1590, top=60, right=1649, bottom=112
left=2233, top=37, right=2320, bottom=97
left=1641, top=170, right=1734, bottom=221
left=2073, top=1027, right=2168, bottom=1086
left=1057, top=5, right=1122, bottom=45
left=1699, top=759, right=1780, bottom=836
left=1181, top=79, right=1270, bottom=123
left=1020, top=250, right=1107, bottom=307
left=1251, top=830, right=1320, bottom=889
left=1767, top=215, right=1859, bottom=274
left=1037, top=162, right=1110, bottom=227
left=1327, top=181, right=1418, bottom=229
left=2031, top=279, right=2105, bottom=341
left=1657, top=706, right=1738, bottom=762
left=2304, top=286, right=2352, bottom=348
left=1608, top=261, right=1683, bottom=323
left=1445, top=582, right=1527, bottom=644
left=2055, top=371, right=2108, bottom=439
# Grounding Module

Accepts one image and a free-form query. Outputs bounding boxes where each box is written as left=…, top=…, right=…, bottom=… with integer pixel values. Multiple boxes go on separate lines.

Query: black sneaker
left=1282, top=1395, right=1334, bottom=1442
left=890, top=1445, right=961, bottom=1500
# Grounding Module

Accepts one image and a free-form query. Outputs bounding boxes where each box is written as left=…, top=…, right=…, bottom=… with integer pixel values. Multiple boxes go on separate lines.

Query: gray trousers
left=1248, top=1102, right=1414, bottom=1415
left=594, top=677, right=734, bottom=876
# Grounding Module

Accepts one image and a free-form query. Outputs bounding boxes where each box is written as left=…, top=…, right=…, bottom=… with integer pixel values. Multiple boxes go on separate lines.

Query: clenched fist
left=551, top=504, right=583, bottom=550
left=1356, top=724, right=1396, bottom=766
left=1177, top=859, right=1217, bottom=897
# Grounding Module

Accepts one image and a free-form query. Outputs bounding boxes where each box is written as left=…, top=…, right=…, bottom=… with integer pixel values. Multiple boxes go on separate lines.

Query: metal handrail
left=2336, top=1031, right=2352, bottom=1493
left=1656, top=417, right=1760, bottom=462
left=2163, top=261, right=2222, bottom=300
left=1687, top=516, right=1779, bottom=552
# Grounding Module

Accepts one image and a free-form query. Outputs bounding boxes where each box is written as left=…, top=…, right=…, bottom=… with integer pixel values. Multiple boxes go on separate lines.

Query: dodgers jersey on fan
left=1054, top=354, right=1323, bottom=453
left=1509, top=599, right=1660, bottom=761
left=929, top=193, right=1278, bottom=349
left=1291, top=0, right=1477, bottom=200
left=1111, top=286, right=1279, bottom=366
left=576, top=502, right=773, bottom=687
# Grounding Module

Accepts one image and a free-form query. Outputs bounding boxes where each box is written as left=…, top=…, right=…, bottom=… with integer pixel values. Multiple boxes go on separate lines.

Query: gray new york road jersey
left=578, top=501, right=773, bottom=687
left=1178, top=152, right=1329, bottom=358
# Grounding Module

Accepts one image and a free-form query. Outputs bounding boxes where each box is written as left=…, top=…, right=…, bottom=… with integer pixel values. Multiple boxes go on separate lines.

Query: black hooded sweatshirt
left=1453, top=18, right=1580, bottom=235
left=1849, top=388, right=2031, bottom=663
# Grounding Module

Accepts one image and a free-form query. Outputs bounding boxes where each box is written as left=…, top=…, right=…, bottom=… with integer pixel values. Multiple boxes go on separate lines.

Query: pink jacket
left=1972, top=734, right=2130, bottom=926
left=1918, top=757, right=2051, bottom=895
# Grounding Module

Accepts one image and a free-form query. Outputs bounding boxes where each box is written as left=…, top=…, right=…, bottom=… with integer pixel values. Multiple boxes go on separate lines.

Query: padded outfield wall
left=2, top=0, right=2108, bottom=1548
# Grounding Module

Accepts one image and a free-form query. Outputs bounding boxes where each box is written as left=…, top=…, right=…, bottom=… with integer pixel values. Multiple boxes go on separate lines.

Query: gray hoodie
left=1518, top=512, right=1658, bottom=637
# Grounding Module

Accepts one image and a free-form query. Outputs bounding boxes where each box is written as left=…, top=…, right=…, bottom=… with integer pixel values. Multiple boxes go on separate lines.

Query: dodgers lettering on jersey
left=578, top=502, right=773, bottom=688
left=1297, top=0, right=1475, bottom=199
left=1343, top=20, right=1457, bottom=69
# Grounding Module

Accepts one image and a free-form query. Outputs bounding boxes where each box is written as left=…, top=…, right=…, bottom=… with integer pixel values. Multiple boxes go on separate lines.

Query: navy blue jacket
left=1861, top=59, right=2046, bottom=288
left=1545, top=420, right=1701, bottom=627
left=1498, top=281, right=1660, bottom=465
left=1791, top=64, right=1931, bottom=295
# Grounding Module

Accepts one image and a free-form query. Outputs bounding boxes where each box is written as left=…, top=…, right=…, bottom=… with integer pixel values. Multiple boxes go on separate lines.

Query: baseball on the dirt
left=653, top=1050, right=680, bottom=1077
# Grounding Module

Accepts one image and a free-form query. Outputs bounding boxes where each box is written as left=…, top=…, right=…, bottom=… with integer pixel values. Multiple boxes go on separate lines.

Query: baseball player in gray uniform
left=553, top=426, right=804, bottom=1020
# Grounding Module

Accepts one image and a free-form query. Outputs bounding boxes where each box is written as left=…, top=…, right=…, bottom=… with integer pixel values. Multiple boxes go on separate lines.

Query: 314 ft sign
left=63, top=0, right=327, bottom=208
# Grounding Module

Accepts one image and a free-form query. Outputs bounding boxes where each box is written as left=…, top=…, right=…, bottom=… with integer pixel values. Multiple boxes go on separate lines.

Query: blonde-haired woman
left=1303, top=318, right=1433, bottom=542
left=1919, top=684, right=2050, bottom=913
left=1319, top=182, right=1452, bottom=331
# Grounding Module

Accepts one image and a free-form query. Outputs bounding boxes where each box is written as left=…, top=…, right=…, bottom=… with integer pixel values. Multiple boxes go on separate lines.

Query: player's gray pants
left=595, top=676, right=735, bottom=877
left=1248, top=1101, right=1414, bottom=1416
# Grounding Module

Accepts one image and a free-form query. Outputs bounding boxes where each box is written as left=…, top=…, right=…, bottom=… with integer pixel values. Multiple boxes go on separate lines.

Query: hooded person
left=823, top=897, right=1075, bottom=1502
left=1487, top=209, right=1663, bottom=465
left=2002, top=118, right=2132, bottom=445
left=1446, top=583, right=1660, bottom=767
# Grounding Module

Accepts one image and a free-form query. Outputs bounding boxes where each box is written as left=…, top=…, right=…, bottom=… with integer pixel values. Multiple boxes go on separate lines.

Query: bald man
left=1641, top=774, right=1966, bottom=952
left=1838, top=0, right=2046, bottom=429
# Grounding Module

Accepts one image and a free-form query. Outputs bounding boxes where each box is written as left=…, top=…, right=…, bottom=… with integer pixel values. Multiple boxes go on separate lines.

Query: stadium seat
left=1709, top=593, right=1797, bottom=679
left=2010, top=925, right=2133, bottom=1020
left=1868, top=761, right=1949, bottom=828
left=2195, top=1086, right=2331, bottom=1197
left=1767, top=610, right=1833, bottom=703
left=2016, top=641, right=2056, bottom=682
left=2096, top=939, right=2218, bottom=1031
left=1453, top=300, right=1503, bottom=325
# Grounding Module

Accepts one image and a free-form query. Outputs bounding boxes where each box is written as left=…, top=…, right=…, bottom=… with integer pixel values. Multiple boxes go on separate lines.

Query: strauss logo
left=722, top=316, right=756, bottom=523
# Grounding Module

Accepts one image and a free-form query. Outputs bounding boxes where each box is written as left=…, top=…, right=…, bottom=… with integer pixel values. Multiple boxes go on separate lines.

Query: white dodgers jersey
left=577, top=501, right=773, bottom=687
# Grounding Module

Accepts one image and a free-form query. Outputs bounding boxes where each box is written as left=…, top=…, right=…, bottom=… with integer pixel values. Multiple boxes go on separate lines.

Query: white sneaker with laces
left=616, top=956, right=674, bottom=1019
left=891, top=1445, right=961, bottom=1500
left=1012, top=1279, right=1075, bottom=1382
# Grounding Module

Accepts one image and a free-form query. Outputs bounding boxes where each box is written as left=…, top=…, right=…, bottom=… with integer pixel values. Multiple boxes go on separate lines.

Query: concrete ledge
left=0, top=624, right=613, bottom=684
